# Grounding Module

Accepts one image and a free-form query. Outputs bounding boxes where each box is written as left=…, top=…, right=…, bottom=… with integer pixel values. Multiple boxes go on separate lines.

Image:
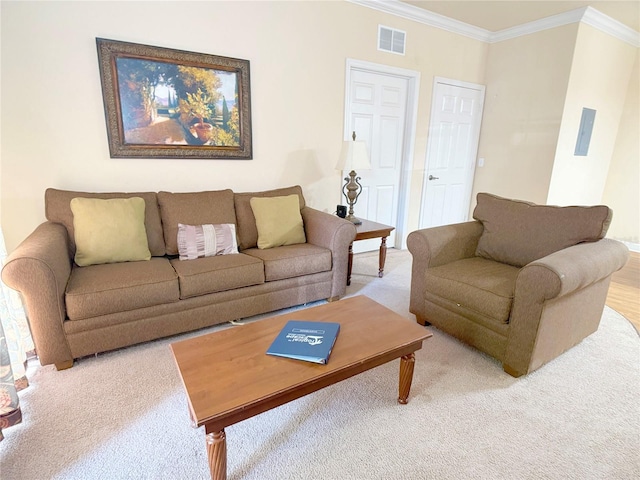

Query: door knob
left=428, top=175, right=439, bottom=180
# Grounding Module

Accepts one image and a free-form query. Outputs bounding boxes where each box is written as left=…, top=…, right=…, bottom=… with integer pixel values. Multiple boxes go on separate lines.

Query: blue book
left=266, top=321, right=340, bottom=364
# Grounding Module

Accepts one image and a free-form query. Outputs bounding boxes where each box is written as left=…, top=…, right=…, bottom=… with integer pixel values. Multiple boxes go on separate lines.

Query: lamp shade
left=335, top=140, right=371, bottom=171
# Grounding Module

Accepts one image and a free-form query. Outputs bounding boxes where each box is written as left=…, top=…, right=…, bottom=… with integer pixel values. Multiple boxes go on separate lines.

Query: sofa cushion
left=234, top=186, right=306, bottom=251
left=177, top=223, right=239, bottom=260
left=425, top=257, right=520, bottom=324
left=243, top=244, right=331, bottom=282
left=65, top=257, right=179, bottom=320
left=70, top=197, right=151, bottom=266
left=157, top=190, right=237, bottom=256
left=45, top=188, right=165, bottom=256
left=473, top=193, right=612, bottom=267
left=250, top=195, right=306, bottom=249
left=170, top=254, right=265, bottom=299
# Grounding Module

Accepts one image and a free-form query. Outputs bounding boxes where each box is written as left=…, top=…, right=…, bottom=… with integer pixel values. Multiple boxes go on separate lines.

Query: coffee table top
left=170, top=295, right=431, bottom=432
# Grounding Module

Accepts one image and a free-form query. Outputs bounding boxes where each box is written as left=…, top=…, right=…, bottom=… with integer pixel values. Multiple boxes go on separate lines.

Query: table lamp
left=335, top=132, right=371, bottom=225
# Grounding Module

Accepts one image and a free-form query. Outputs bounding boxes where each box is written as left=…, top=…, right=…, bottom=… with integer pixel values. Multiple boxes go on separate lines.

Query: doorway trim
left=430, top=76, right=486, bottom=95
left=344, top=58, right=420, bottom=249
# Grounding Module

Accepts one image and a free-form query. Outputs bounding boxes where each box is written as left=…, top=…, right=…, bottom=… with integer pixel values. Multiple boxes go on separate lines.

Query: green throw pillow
left=70, top=197, right=151, bottom=266
left=249, top=194, right=306, bottom=249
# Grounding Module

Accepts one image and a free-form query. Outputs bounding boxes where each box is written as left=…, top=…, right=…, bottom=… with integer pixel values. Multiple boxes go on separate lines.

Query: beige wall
left=471, top=22, right=638, bottom=248
left=472, top=24, right=578, bottom=206
left=1, top=1, right=637, bottom=252
left=0, top=1, right=487, bottom=252
left=548, top=24, right=637, bottom=208
left=602, top=53, right=640, bottom=243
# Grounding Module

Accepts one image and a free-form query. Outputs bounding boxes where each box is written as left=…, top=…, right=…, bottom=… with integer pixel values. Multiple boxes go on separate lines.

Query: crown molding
left=489, top=7, right=585, bottom=43
left=490, top=6, right=640, bottom=47
left=347, top=0, right=492, bottom=42
left=580, top=6, right=640, bottom=48
left=348, top=0, right=640, bottom=47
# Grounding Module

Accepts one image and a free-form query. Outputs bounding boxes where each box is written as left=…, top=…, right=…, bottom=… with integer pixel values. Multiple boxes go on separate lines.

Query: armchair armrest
left=505, top=238, right=629, bottom=376
left=407, top=221, right=483, bottom=320
left=518, top=238, right=629, bottom=300
left=301, top=207, right=356, bottom=299
left=407, top=221, right=483, bottom=268
left=1, top=222, right=74, bottom=368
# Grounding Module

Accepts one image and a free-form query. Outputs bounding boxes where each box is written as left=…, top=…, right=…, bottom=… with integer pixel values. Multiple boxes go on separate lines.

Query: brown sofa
left=2, top=185, right=356, bottom=370
left=407, top=193, right=629, bottom=377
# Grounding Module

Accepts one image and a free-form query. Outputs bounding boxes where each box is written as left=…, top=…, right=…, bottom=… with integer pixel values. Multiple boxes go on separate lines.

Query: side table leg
left=398, top=353, right=416, bottom=404
left=206, top=429, right=227, bottom=480
left=347, top=243, right=353, bottom=286
left=378, top=237, right=388, bottom=278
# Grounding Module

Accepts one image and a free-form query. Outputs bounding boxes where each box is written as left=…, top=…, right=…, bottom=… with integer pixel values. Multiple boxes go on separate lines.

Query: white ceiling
left=401, top=1, right=639, bottom=33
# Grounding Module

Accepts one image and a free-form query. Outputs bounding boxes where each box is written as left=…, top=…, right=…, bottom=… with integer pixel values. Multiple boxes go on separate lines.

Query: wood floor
left=606, top=250, right=640, bottom=331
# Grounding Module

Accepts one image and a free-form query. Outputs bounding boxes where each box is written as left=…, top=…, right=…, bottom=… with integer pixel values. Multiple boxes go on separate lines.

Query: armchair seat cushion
left=243, top=244, right=332, bottom=281
left=425, top=257, right=520, bottom=324
left=66, top=258, right=179, bottom=320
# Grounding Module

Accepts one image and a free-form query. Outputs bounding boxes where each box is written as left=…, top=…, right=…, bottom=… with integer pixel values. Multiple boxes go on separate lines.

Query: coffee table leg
left=398, top=353, right=416, bottom=404
left=378, top=237, right=388, bottom=278
left=206, top=429, right=227, bottom=480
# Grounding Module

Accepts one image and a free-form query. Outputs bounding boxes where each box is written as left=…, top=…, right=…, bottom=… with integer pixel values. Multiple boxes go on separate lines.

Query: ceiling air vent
left=378, top=25, right=406, bottom=55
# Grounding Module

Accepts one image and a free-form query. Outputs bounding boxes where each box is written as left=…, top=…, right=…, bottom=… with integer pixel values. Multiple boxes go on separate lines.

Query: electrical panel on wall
left=575, top=108, right=596, bottom=156
left=378, top=25, right=406, bottom=55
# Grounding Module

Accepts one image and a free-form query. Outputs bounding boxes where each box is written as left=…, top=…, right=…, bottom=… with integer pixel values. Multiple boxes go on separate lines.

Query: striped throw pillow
left=177, top=223, right=239, bottom=260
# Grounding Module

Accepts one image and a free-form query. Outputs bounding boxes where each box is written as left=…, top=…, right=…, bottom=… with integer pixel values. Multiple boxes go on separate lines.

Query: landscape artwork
left=97, top=38, right=252, bottom=159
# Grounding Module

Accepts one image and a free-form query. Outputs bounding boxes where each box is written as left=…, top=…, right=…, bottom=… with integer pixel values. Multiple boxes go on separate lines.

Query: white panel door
left=346, top=68, right=408, bottom=252
left=419, top=79, right=485, bottom=228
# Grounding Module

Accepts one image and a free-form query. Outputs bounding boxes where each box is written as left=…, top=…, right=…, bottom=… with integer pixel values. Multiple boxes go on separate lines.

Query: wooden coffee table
left=170, top=295, right=431, bottom=480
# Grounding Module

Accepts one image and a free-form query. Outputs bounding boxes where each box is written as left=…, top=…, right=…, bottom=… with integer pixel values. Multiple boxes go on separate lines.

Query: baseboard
left=619, top=241, right=640, bottom=253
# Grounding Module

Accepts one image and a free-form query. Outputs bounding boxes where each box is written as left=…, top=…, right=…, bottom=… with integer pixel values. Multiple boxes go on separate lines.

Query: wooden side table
left=347, top=219, right=395, bottom=286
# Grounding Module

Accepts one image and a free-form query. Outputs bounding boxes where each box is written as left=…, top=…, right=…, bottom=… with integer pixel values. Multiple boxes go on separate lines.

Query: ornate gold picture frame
left=96, top=38, right=252, bottom=159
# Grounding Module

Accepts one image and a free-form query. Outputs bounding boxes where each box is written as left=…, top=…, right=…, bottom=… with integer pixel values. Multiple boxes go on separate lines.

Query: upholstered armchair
left=407, top=193, right=629, bottom=377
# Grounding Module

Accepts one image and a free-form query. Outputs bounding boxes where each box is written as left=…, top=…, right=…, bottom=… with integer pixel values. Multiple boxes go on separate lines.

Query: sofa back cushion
left=473, top=193, right=612, bottom=267
left=157, top=190, right=236, bottom=256
left=234, top=185, right=306, bottom=251
left=45, top=188, right=166, bottom=256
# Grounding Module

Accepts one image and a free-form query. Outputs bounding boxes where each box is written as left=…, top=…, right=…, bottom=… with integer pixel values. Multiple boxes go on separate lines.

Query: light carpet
left=1, top=250, right=639, bottom=479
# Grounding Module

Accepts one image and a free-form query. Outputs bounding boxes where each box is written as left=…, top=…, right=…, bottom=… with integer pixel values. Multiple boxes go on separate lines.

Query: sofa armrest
left=505, top=238, right=629, bottom=376
left=1, top=222, right=74, bottom=368
left=407, top=221, right=483, bottom=321
left=302, top=207, right=356, bottom=298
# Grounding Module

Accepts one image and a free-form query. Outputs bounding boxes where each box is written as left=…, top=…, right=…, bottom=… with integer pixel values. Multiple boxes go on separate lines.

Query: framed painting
left=96, top=38, right=252, bottom=159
